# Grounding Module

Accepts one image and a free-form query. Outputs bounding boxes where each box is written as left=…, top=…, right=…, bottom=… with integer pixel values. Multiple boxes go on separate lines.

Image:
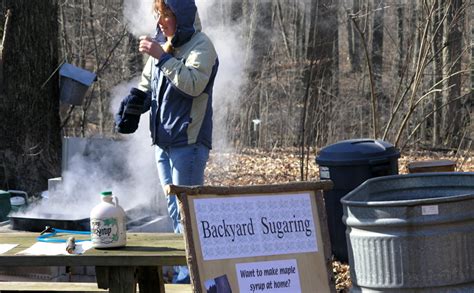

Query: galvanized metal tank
left=341, top=172, right=474, bottom=292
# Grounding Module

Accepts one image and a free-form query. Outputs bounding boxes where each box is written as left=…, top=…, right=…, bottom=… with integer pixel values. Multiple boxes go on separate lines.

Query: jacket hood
left=154, top=0, right=200, bottom=48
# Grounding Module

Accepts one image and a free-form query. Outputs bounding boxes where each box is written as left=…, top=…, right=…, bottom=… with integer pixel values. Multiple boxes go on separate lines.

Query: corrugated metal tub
left=341, top=172, right=474, bottom=292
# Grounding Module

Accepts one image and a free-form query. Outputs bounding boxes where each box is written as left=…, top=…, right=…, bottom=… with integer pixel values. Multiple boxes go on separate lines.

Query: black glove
left=115, top=88, right=148, bottom=134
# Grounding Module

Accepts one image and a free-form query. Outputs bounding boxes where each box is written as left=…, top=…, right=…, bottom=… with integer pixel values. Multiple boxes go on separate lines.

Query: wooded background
left=0, top=0, right=472, bottom=193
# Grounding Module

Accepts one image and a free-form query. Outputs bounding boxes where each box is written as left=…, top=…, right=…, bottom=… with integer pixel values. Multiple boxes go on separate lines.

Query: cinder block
left=0, top=266, right=67, bottom=281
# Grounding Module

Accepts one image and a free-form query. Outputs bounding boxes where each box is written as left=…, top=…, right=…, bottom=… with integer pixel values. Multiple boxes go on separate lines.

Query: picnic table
left=0, top=232, right=187, bottom=293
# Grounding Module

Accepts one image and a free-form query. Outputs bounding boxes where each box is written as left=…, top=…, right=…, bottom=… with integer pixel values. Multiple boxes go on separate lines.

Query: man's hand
left=139, top=36, right=165, bottom=59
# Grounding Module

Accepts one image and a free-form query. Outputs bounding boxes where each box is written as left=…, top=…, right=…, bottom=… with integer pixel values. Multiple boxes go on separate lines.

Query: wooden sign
left=171, top=181, right=335, bottom=293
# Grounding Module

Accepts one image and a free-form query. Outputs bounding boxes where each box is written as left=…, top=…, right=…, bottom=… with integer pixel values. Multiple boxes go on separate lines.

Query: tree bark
left=371, top=0, right=384, bottom=136
left=443, top=0, right=464, bottom=146
left=0, top=0, right=61, bottom=194
left=471, top=4, right=474, bottom=126
left=397, top=1, right=404, bottom=77
left=347, top=0, right=362, bottom=72
left=431, top=0, right=443, bottom=146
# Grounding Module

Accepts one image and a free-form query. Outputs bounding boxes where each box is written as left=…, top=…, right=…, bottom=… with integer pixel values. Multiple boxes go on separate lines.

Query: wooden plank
left=407, top=159, right=456, bottom=173
left=164, top=284, right=193, bottom=292
left=177, top=191, right=199, bottom=293
left=0, top=233, right=186, bottom=267
left=168, top=180, right=334, bottom=195
left=0, top=282, right=192, bottom=292
left=0, top=281, right=107, bottom=291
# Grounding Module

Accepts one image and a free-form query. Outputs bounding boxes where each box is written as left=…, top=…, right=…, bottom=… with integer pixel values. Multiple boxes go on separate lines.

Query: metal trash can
left=315, top=139, right=400, bottom=262
left=341, top=172, right=474, bottom=292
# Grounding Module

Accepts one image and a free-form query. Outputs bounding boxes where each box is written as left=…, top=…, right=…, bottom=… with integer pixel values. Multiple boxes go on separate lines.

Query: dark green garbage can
left=316, top=139, right=400, bottom=262
left=0, top=190, right=11, bottom=221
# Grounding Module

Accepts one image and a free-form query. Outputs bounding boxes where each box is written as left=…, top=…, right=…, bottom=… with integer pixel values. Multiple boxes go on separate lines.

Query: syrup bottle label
left=91, top=217, right=121, bottom=244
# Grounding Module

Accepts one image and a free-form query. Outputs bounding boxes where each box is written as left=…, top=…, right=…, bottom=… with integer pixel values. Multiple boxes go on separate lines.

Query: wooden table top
left=0, top=232, right=187, bottom=267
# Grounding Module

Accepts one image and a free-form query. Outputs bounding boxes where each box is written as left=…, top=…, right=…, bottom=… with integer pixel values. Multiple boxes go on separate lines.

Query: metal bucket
left=59, top=63, right=96, bottom=105
left=341, top=172, right=474, bottom=292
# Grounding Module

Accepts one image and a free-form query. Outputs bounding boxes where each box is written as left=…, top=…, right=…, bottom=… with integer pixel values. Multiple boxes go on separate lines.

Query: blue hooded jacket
left=138, top=0, right=219, bottom=149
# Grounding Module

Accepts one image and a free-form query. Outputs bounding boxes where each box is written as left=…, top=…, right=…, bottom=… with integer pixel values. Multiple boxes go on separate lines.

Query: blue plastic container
left=316, top=139, right=400, bottom=261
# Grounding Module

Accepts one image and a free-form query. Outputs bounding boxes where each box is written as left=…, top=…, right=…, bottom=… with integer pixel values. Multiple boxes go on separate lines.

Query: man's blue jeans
left=155, top=143, right=210, bottom=233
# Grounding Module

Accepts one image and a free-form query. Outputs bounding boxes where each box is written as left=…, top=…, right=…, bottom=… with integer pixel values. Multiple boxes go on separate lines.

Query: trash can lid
left=316, top=139, right=400, bottom=166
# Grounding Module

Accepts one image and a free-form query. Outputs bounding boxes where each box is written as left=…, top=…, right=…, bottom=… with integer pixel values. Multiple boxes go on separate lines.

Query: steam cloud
left=123, top=0, right=155, bottom=37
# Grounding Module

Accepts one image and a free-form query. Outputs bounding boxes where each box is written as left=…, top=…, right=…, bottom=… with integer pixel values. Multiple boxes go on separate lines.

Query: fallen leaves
left=205, top=148, right=473, bottom=186
left=333, top=260, right=351, bottom=292
left=205, top=148, right=319, bottom=186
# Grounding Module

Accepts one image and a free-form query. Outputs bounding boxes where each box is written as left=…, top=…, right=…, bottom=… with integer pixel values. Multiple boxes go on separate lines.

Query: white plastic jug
left=90, top=191, right=126, bottom=248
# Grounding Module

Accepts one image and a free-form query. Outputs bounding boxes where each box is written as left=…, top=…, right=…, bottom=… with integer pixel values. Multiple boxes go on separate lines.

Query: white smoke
left=15, top=79, right=164, bottom=221
left=123, top=0, right=156, bottom=37
left=195, top=0, right=244, bottom=151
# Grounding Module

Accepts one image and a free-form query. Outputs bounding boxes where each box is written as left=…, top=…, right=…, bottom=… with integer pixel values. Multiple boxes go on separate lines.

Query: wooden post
left=108, top=267, right=137, bottom=293
left=137, top=266, right=165, bottom=293
left=95, top=266, right=110, bottom=289
left=96, top=266, right=138, bottom=293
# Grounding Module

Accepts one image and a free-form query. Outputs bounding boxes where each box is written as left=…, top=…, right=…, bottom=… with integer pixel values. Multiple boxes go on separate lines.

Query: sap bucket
left=90, top=191, right=126, bottom=248
left=59, top=63, right=96, bottom=105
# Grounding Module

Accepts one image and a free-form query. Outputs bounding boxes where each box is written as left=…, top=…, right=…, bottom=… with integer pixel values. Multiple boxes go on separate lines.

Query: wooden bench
left=0, top=282, right=192, bottom=292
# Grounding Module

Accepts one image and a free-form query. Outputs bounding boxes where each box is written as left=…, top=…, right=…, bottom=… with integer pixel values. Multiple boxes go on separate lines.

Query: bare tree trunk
left=372, top=0, right=384, bottom=92
left=443, top=0, right=464, bottom=146
left=238, top=0, right=272, bottom=148
left=300, top=0, right=338, bottom=178
left=347, top=0, right=362, bottom=72
left=397, top=1, right=404, bottom=78
left=230, top=0, right=242, bottom=23
left=372, top=0, right=384, bottom=137
left=471, top=4, right=474, bottom=132
left=432, top=0, right=443, bottom=146
left=0, top=0, right=61, bottom=194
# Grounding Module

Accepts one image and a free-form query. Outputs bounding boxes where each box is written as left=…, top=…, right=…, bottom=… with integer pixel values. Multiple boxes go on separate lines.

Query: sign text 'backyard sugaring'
left=201, top=215, right=312, bottom=241
left=193, top=193, right=318, bottom=261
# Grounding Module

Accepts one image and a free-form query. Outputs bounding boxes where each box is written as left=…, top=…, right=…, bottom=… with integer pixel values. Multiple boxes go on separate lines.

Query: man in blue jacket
left=115, top=0, right=219, bottom=283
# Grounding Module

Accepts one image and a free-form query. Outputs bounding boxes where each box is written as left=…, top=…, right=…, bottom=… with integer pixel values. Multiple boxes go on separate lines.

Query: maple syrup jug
left=90, top=191, right=127, bottom=248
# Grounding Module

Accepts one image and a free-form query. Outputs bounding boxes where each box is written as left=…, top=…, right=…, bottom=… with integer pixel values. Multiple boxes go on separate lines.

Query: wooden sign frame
left=171, top=181, right=335, bottom=293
